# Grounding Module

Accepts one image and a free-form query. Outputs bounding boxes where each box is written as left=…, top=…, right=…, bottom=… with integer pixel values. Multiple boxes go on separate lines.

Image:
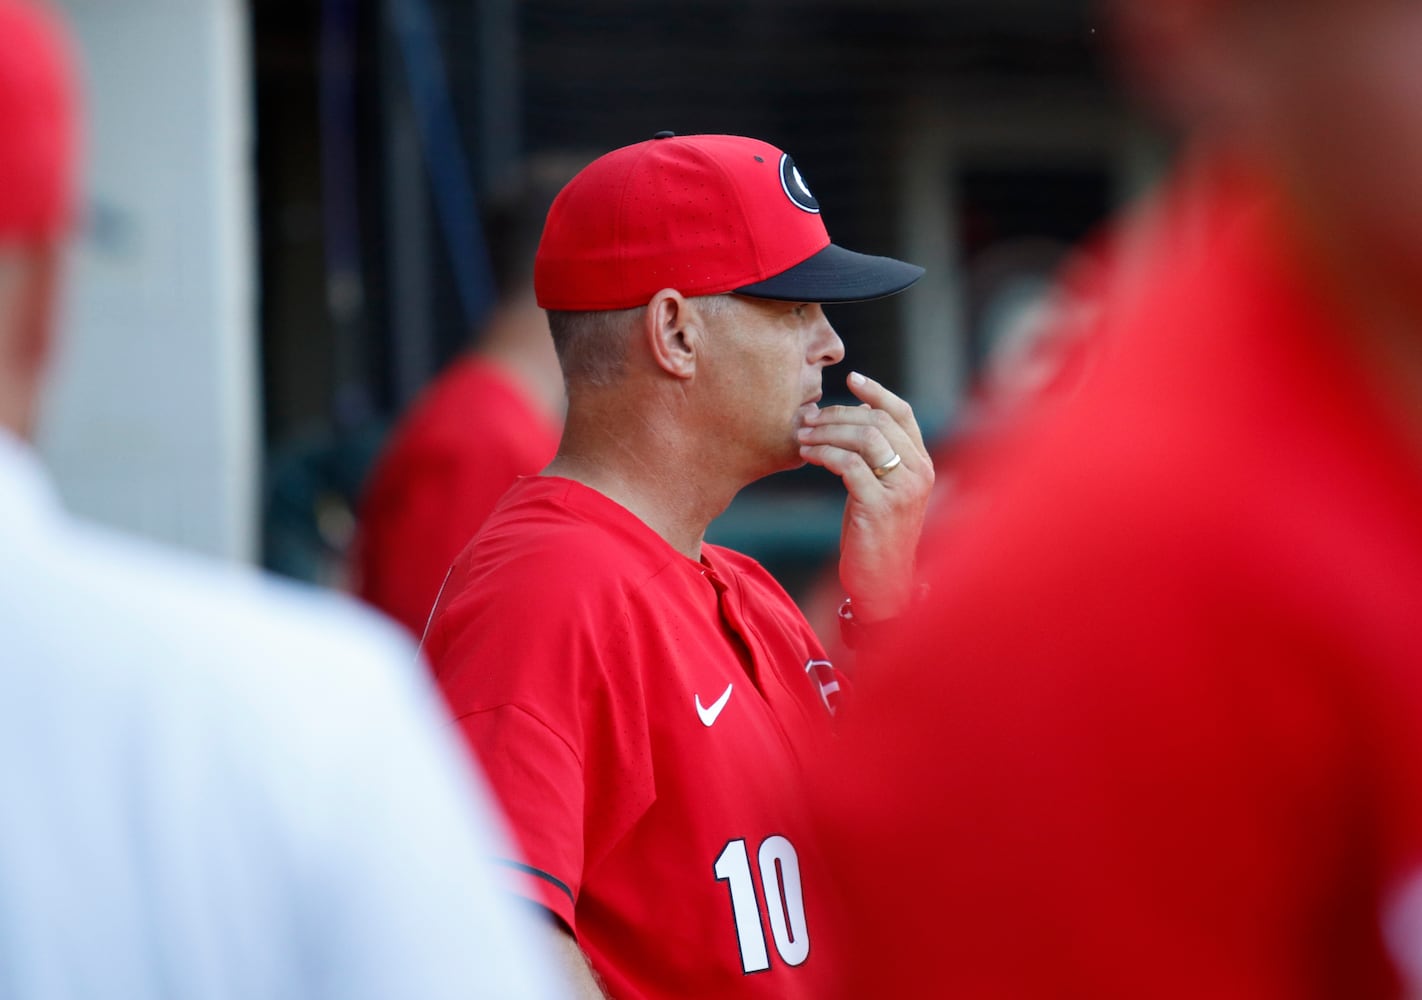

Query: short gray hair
left=546, top=306, right=640, bottom=388
left=546, top=294, right=732, bottom=389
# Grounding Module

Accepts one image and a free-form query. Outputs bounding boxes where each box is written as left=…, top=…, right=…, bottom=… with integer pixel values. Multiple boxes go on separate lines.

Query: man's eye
left=792, top=304, right=808, bottom=318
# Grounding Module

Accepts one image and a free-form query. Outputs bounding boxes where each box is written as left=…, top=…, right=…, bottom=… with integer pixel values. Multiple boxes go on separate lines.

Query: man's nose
left=814, top=308, right=845, bottom=366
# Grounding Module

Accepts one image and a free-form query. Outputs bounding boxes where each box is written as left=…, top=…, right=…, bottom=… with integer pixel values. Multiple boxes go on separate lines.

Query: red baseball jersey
left=352, top=358, right=559, bottom=637
left=819, top=172, right=1422, bottom=997
left=423, top=476, right=845, bottom=999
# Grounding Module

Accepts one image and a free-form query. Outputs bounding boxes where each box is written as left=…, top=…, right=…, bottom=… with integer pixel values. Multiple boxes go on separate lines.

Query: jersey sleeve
left=452, top=703, right=585, bottom=928
left=424, top=551, right=656, bottom=935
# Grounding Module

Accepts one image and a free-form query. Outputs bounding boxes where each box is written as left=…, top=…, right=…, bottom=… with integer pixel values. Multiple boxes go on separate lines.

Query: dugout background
left=252, top=0, right=1162, bottom=602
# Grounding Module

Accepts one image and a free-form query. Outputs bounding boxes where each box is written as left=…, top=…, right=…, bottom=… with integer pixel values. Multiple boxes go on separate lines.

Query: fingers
left=799, top=371, right=929, bottom=479
left=803, top=372, right=935, bottom=623
left=844, top=371, right=928, bottom=454
left=798, top=442, right=898, bottom=497
left=797, top=420, right=898, bottom=470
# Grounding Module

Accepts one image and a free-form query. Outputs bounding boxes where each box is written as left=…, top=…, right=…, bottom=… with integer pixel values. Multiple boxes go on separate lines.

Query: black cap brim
left=734, top=243, right=925, bottom=303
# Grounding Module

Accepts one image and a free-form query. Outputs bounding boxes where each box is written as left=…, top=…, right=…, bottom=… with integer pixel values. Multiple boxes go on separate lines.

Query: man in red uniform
left=423, top=132, right=932, bottom=997
left=819, top=1, right=1422, bottom=995
left=350, top=159, right=576, bottom=637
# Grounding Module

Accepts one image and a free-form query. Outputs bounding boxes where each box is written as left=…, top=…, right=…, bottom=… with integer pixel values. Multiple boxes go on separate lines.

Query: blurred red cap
left=0, top=0, right=79, bottom=242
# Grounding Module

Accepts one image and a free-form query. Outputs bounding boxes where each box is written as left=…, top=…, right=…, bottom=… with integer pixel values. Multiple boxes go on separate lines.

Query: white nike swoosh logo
left=695, top=683, right=734, bottom=727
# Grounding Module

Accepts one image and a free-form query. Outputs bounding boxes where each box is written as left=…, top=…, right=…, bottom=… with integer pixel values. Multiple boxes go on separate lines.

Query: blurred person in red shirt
left=818, top=0, right=1422, bottom=996
left=349, top=157, right=580, bottom=637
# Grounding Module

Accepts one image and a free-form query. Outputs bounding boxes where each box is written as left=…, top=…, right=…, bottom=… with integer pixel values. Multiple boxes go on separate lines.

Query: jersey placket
left=703, top=561, right=814, bottom=763
left=699, top=561, right=767, bottom=695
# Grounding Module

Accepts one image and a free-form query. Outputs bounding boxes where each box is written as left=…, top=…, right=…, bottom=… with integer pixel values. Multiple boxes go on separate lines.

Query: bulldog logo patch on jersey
left=805, top=659, right=841, bottom=716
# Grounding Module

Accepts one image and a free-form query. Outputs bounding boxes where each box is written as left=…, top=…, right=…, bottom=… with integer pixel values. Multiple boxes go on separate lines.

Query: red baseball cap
left=534, top=132, right=924, bottom=311
left=0, top=0, right=79, bottom=242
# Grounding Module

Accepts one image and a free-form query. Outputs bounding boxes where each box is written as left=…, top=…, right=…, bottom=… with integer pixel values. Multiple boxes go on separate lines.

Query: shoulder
left=14, top=514, right=481, bottom=851
left=366, top=362, right=496, bottom=477
left=427, top=480, right=678, bottom=659
left=451, top=478, right=679, bottom=602
left=387, top=359, right=551, bottom=460
left=910, top=302, right=1387, bottom=691
left=928, top=416, right=1253, bottom=635
left=55, top=519, right=424, bottom=717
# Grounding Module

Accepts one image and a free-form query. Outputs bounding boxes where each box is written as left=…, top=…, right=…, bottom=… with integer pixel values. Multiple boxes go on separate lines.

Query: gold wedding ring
left=871, top=453, right=903, bottom=478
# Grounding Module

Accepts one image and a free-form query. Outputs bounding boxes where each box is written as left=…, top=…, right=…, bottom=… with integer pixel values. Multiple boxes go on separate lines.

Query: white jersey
left=0, top=430, right=560, bottom=999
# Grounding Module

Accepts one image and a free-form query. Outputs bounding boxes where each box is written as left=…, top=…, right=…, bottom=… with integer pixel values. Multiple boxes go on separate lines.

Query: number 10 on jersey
left=714, top=836, right=810, bottom=974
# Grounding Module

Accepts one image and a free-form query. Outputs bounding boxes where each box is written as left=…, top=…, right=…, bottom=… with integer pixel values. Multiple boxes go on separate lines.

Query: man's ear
left=644, top=287, right=701, bottom=379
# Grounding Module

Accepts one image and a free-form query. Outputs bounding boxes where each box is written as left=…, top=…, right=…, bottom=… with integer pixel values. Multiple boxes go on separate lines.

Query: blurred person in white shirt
left=0, top=2, right=562, bottom=997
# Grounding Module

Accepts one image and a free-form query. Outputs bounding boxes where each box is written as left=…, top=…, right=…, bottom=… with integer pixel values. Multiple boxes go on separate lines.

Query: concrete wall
left=40, top=0, right=258, bottom=563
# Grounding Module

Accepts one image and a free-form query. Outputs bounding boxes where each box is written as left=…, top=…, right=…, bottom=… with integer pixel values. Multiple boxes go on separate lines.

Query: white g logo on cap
left=779, top=153, right=821, bottom=214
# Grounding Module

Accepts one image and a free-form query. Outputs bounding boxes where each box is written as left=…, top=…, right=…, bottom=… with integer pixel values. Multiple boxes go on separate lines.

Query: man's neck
left=1272, top=167, right=1422, bottom=468
left=544, top=396, right=749, bottom=561
left=1318, top=262, right=1422, bottom=467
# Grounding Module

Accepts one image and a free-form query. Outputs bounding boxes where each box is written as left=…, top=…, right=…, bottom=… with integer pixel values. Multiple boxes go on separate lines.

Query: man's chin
left=749, top=445, right=808, bottom=483
left=779, top=445, right=810, bottom=475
